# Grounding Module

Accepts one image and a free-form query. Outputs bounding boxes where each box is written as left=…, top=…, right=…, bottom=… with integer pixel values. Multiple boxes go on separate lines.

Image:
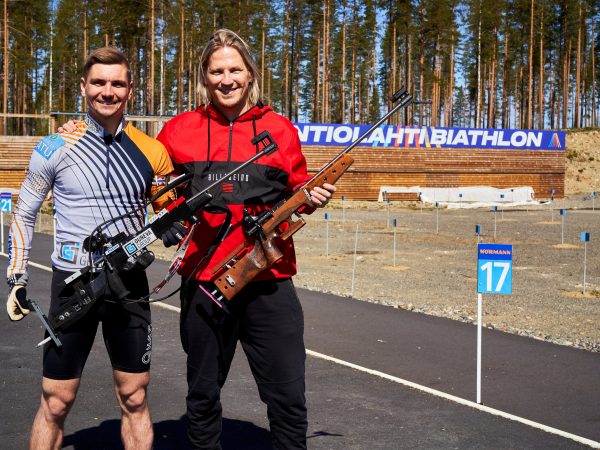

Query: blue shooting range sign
left=475, top=224, right=481, bottom=234
left=392, top=218, right=397, bottom=227
left=324, top=212, right=330, bottom=220
left=560, top=209, right=566, bottom=216
left=580, top=232, right=590, bottom=242
left=0, top=192, right=12, bottom=213
left=477, top=243, right=513, bottom=294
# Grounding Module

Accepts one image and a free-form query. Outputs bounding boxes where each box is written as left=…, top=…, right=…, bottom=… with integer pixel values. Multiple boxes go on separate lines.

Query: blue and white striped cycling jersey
left=7, top=115, right=174, bottom=278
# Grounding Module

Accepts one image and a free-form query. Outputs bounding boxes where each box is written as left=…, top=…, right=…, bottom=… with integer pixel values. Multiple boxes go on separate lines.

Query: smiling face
left=80, top=63, right=132, bottom=134
left=205, top=46, right=252, bottom=120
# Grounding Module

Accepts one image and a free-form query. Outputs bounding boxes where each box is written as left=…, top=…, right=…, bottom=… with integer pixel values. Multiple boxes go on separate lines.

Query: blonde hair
left=197, top=29, right=261, bottom=107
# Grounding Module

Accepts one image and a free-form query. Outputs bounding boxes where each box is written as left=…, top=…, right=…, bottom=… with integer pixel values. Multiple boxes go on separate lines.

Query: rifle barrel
left=307, top=90, right=413, bottom=185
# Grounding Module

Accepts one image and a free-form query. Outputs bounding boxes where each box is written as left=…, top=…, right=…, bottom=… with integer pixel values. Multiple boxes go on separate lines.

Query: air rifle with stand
left=205, top=88, right=413, bottom=304
left=34, top=131, right=279, bottom=347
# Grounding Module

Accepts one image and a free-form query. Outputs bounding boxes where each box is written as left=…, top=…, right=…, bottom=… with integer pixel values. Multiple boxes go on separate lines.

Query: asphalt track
left=1, top=231, right=599, bottom=449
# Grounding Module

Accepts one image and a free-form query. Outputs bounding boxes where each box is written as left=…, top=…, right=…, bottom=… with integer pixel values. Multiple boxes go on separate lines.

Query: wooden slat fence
left=0, top=136, right=39, bottom=192
left=0, top=137, right=565, bottom=200
left=303, top=146, right=565, bottom=200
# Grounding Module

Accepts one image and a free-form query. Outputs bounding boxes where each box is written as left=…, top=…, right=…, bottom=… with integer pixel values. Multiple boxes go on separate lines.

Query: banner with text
left=294, top=124, right=565, bottom=151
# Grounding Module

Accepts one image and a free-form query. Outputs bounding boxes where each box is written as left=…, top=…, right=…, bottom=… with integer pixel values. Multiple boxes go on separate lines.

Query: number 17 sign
left=477, top=243, right=513, bottom=294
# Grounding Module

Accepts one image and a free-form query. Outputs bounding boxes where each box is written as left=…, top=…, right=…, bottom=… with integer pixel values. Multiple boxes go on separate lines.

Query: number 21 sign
left=477, top=243, right=513, bottom=294
left=0, top=192, right=11, bottom=213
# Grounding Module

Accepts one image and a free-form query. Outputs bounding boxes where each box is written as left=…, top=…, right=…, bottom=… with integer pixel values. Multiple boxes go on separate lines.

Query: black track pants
left=180, top=278, right=308, bottom=450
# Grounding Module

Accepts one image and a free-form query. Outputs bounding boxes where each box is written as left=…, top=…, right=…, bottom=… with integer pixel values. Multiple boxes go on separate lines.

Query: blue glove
left=162, top=222, right=188, bottom=248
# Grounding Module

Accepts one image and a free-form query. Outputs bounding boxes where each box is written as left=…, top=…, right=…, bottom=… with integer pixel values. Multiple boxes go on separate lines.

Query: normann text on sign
left=478, top=244, right=513, bottom=260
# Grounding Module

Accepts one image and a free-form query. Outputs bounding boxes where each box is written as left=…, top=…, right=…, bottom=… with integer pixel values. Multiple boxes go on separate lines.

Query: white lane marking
left=29, top=261, right=52, bottom=272
left=152, top=301, right=181, bottom=313
left=304, top=349, right=600, bottom=449
left=0, top=252, right=63, bottom=273
left=151, top=301, right=600, bottom=448
left=4, top=255, right=599, bottom=449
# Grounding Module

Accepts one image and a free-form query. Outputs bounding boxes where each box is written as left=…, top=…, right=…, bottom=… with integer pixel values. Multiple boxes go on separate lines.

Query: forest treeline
left=1, top=0, right=598, bottom=135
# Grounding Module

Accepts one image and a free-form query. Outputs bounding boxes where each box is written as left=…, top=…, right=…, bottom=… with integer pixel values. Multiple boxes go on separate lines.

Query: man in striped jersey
left=6, top=47, right=175, bottom=450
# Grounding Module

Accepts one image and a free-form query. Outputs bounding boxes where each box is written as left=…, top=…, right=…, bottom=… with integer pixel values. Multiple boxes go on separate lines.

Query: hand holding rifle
left=205, top=88, right=413, bottom=305
left=308, top=184, right=337, bottom=207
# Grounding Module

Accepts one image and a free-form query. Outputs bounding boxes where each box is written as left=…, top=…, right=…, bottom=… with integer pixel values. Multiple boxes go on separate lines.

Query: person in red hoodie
left=157, top=29, right=335, bottom=449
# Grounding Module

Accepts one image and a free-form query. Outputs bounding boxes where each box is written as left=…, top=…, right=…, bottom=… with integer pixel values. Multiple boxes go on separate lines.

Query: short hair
left=82, top=47, right=131, bottom=82
left=197, top=29, right=261, bottom=107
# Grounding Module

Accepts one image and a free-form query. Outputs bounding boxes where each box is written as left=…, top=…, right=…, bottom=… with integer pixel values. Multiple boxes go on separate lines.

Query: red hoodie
left=157, top=103, right=311, bottom=282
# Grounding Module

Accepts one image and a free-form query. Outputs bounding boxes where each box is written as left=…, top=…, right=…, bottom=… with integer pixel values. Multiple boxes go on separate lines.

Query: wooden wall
left=0, top=137, right=565, bottom=200
left=302, top=145, right=565, bottom=200
left=0, top=136, right=39, bottom=192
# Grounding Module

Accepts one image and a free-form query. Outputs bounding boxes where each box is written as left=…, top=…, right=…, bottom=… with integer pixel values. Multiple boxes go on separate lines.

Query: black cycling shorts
left=43, top=268, right=152, bottom=380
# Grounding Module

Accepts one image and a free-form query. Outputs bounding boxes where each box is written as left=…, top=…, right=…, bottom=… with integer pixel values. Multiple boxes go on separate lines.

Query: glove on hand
left=162, top=222, right=189, bottom=248
left=7, top=285, right=29, bottom=321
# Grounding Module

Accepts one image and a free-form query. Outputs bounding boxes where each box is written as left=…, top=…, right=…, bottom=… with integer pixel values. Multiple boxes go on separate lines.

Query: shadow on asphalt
left=61, top=416, right=271, bottom=449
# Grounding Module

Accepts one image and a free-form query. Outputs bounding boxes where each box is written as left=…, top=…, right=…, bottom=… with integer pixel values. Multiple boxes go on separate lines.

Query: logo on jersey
left=142, top=324, right=152, bottom=365
left=58, top=241, right=81, bottom=263
left=34, top=134, right=65, bottom=160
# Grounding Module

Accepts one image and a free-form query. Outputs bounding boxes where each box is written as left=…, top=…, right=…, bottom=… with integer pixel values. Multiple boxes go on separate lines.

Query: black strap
left=178, top=203, right=233, bottom=304
left=252, top=117, right=259, bottom=154
left=207, top=112, right=211, bottom=162
left=193, top=203, right=232, bottom=278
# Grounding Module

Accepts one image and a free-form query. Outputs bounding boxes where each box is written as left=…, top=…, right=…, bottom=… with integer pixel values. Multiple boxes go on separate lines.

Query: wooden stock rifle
left=206, top=88, right=413, bottom=304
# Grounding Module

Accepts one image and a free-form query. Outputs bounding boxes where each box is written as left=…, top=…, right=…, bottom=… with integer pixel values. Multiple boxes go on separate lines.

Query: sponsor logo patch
left=34, top=134, right=65, bottom=160
left=124, top=228, right=157, bottom=256
left=58, top=241, right=81, bottom=263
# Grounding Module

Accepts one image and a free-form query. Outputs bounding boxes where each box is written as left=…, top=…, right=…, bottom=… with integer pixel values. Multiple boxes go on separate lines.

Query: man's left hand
left=162, top=222, right=189, bottom=248
left=309, top=183, right=336, bottom=208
